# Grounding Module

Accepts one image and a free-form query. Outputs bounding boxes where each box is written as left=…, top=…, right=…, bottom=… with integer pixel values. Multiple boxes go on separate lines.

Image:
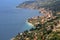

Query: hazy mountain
left=17, top=0, right=60, bottom=12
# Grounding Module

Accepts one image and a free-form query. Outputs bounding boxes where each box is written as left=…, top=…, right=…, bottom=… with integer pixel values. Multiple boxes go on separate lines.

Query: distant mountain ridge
left=17, top=0, right=60, bottom=12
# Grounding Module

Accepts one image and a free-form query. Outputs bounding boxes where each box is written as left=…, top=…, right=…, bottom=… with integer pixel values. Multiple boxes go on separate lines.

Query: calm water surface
left=0, top=0, right=41, bottom=40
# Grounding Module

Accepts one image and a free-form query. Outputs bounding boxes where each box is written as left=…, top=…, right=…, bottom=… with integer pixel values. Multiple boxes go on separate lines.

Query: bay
left=0, top=0, right=41, bottom=40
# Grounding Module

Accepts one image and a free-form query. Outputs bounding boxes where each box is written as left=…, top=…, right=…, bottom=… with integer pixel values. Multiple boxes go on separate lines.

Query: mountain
left=17, top=0, right=60, bottom=11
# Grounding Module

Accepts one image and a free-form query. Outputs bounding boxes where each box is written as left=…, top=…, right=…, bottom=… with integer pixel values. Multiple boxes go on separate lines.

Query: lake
left=0, top=0, right=41, bottom=40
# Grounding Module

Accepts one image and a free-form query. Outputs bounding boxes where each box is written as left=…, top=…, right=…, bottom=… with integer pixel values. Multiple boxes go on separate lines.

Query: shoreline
left=26, top=20, right=34, bottom=27
left=11, top=37, right=15, bottom=40
left=11, top=20, right=34, bottom=40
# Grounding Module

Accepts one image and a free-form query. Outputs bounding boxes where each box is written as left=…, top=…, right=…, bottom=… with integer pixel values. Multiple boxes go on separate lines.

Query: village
left=12, top=8, right=60, bottom=40
left=28, top=8, right=57, bottom=26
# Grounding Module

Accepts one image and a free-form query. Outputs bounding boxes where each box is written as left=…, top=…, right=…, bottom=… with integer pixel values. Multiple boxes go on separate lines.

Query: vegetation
left=14, top=0, right=60, bottom=40
left=13, top=14, right=60, bottom=40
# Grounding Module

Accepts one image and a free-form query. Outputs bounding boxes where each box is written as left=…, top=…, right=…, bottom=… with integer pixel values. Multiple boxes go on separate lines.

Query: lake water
left=0, top=0, right=41, bottom=40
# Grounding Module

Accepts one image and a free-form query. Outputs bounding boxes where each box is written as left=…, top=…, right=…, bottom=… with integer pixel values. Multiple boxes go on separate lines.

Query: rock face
left=17, top=0, right=60, bottom=12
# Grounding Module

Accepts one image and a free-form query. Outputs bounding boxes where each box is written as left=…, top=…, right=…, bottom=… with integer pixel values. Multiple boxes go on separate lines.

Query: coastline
left=26, top=20, right=34, bottom=27
left=11, top=20, right=34, bottom=40
left=12, top=0, right=60, bottom=40
left=11, top=37, right=15, bottom=40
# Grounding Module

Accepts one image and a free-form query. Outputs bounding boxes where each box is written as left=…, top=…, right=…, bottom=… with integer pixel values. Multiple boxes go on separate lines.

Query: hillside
left=13, top=15, right=60, bottom=40
left=12, top=0, right=60, bottom=40
left=16, top=0, right=60, bottom=16
left=17, top=0, right=60, bottom=11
